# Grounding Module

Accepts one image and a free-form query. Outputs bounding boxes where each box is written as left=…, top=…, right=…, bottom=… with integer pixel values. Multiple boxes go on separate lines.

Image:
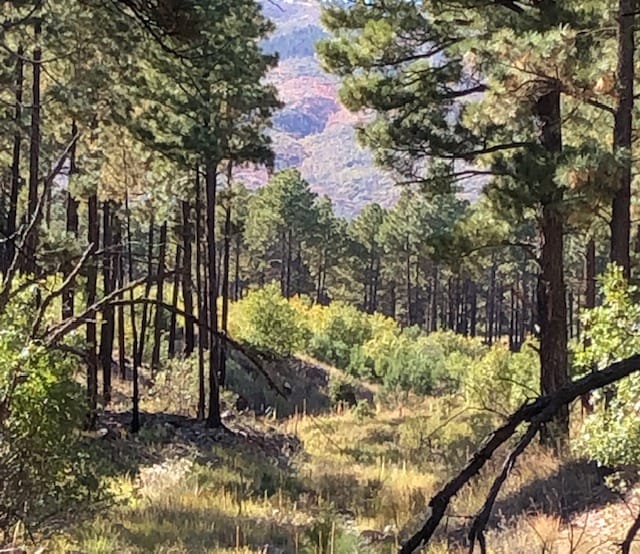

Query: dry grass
left=28, top=360, right=640, bottom=554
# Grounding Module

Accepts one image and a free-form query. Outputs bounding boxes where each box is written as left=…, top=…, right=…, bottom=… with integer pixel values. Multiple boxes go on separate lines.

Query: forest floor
left=20, top=356, right=640, bottom=553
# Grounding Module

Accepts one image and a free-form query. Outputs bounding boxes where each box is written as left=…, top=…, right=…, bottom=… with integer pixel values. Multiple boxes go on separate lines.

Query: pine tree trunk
left=536, top=85, right=569, bottom=445
left=151, top=222, right=167, bottom=374
left=99, top=202, right=115, bottom=406
left=509, top=285, right=516, bottom=351
left=496, top=282, right=503, bottom=341
left=205, top=162, right=221, bottom=428
left=372, top=256, right=380, bottom=312
left=469, top=280, right=477, bottom=337
left=285, top=229, right=292, bottom=298
left=136, top=219, right=155, bottom=369
left=518, top=266, right=527, bottom=346
left=280, top=230, right=287, bottom=297
left=168, top=245, right=181, bottom=359
left=62, top=123, right=79, bottom=319
left=86, top=193, right=99, bottom=428
left=182, top=201, right=195, bottom=356
left=430, top=265, right=438, bottom=333
left=234, top=234, right=241, bottom=301
left=194, top=171, right=206, bottom=420
left=125, top=192, right=140, bottom=433
left=487, top=259, right=497, bottom=345
left=5, top=45, right=24, bottom=272
left=115, top=220, right=127, bottom=380
left=220, top=165, right=233, bottom=388
left=25, top=21, right=42, bottom=275
left=610, top=0, right=634, bottom=278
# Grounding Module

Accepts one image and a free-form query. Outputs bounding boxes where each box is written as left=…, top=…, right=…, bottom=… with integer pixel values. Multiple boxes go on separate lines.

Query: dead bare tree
left=400, top=354, right=640, bottom=553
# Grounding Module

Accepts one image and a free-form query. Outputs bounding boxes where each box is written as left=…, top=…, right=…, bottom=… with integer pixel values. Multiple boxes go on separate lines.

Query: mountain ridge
left=236, top=0, right=398, bottom=218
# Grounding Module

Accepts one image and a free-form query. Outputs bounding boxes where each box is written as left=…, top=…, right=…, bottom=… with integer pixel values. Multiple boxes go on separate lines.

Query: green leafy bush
left=306, top=302, right=373, bottom=370
left=462, top=342, right=539, bottom=414
left=0, top=290, right=104, bottom=534
left=574, top=265, right=640, bottom=466
left=229, top=282, right=310, bottom=356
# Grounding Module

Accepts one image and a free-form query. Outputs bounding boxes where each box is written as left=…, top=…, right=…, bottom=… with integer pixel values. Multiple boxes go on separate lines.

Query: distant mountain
left=251, top=0, right=398, bottom=217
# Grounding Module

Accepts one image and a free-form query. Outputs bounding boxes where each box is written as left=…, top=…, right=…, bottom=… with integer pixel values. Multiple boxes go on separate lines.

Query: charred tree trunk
left=62, top=122, right=79, bottom=319
left=151, top=222, right=167, bottom=374
left=115, top=220, right=127, bottom=380
left=205, top=162, right=221, bottom=428
left=125, top=192, right=140, bottom=433
left=4, top=45, right=24, bottom=272
left=99, top=202, right=115, bottom=405
left=496, top=282, right=504, bottom=341
left=86, top=193, right=99, bottom=428
left=136, top=219, right=155, bottom=369
left=285, top=229, right=292, bottom=298
left=430, top=265, right=438, bottom=333
left=469, top=280, right=478, bottom=338
left=195, top=170, right=206, bottom=420
left=219, top=164, right=233, bottom=387
left=487, top=260, right=497, bottom=345
left=610, top=0, right=634, bottom=278
left=182, top=201, right=194, bottom=356
left=233, top=233, right=241, bottom=301
left=24, top=21, right=42, bottom=275
left=168, top=245, right=181, bottom=359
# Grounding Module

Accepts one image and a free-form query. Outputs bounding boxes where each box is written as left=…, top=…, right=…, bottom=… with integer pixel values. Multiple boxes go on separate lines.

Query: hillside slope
left=254, top=0, right=398, bottom=217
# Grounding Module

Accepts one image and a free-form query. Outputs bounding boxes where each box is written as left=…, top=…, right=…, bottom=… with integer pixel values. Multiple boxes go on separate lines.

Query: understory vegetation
left=3, top=269, right=639, bottom=553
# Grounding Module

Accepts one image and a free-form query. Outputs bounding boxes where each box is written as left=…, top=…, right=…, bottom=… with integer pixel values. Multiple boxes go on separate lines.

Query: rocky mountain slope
left=246, top=0, right=398, bottom=217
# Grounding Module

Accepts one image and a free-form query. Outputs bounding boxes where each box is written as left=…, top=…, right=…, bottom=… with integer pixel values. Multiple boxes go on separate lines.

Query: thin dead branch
left=30, top=244, right=94, bottom=338
left=467, top=422, right=541, bottom=553
left=622, top=509, right=640, bottom=554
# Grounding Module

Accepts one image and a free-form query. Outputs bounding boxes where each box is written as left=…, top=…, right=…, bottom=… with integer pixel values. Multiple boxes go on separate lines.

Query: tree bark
left=115, top=219, right=127, bottom=380
left=195, top=170, right=206, bottom=420
left=168, top=245, right=181, bottom=359
left=535, top=83, right=570, bottom=445
left=86, top=193, right=99, bottom=428
left=219, top=165, right=233, bottom=387
left=125, top=192, right=140, bottom=433
left=205, top=162, right=221, bottom=428
left=469, top=280, right=477, bottom=338
left=99, top=202, right=115, bottom=405
left=136, top=219, right=155, bottom=369
left=4, top=45, right=24, bottom=273
left=487, top=259, right=497, bottom=345
left=62, top=122, right=79, bottom=319
left=151, top=222, right=167, bottom=374
left=233, top=233, right=241, bottom=301
left=181, top=200, right=195, bottom=355
left=610, top=0, right=634, bottom=278
left=430, top=265, right=438, bottom=332
left=25, top=21, right=42, bottom=275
